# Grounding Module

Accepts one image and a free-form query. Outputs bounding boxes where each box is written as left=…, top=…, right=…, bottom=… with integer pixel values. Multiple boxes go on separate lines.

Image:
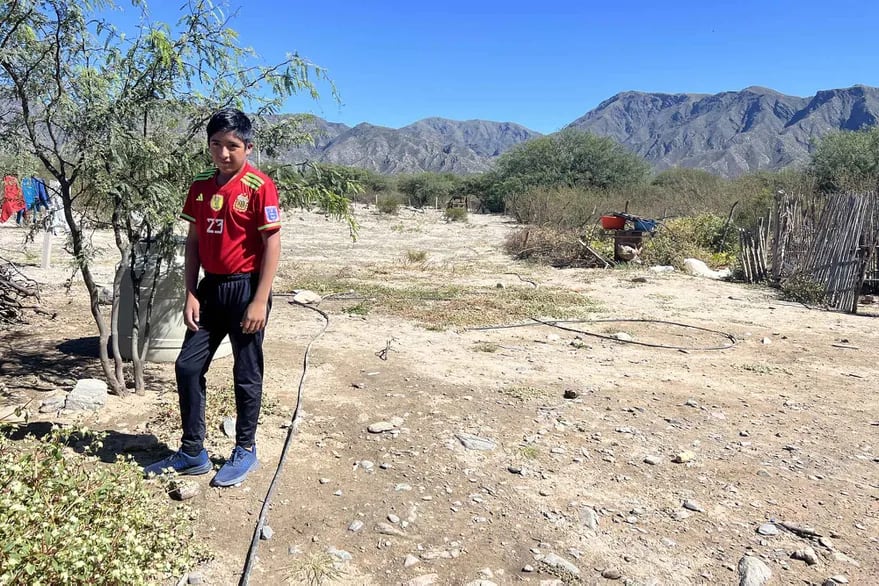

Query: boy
left=144, top=108, right=281, bottom=487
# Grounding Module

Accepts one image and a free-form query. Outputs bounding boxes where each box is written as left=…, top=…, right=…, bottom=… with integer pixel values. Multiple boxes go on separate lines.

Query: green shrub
left=405, top=249, right=427, bottom=263
left=444, top=207, right=468, bottom=222
left=780, top=274, right=826, bottom=304
left=377, top=195, right=401, bottom=215
left=0, top=427, right=204, bottom=585
left=642, top=214, right=738, bottom=268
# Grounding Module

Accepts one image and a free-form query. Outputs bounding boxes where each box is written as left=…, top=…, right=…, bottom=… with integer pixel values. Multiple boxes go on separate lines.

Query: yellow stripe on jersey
left=193, top=168, right=216, bottom=181
left=242, top=172, right=265, bottom=189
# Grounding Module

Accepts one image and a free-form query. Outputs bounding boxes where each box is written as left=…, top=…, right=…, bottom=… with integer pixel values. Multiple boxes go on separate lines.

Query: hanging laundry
left=1, top=176, right=25, bottom=224
left=34, top=177, right=50, bottom=209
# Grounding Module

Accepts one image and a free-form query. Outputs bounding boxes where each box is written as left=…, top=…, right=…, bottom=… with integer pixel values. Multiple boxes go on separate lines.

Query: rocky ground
left=0, top=207, right=876, bottom=585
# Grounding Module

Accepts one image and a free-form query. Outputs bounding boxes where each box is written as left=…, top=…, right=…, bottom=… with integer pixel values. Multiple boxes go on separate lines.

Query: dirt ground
left=1, top=206, right=877, bottom=586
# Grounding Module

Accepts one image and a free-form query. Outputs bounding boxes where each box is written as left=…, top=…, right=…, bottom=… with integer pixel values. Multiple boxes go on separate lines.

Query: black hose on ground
left=238, top=300, right=329, bottom=586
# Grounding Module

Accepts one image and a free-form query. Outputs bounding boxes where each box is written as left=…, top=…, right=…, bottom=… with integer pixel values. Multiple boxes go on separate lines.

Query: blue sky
left=127, top=0, right=878, bottom=133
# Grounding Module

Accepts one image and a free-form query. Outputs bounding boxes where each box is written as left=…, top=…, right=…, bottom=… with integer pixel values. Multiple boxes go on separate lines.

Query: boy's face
left=209, top=130, right=253, bottom=177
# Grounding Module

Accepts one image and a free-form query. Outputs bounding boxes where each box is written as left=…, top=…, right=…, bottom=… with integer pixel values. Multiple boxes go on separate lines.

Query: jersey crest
left=265, top=205, right=280, bottom=223
left=196, top=193, right=204, bottom=202
left=210, top=194, right=223, bottom=211
left=233, top=194, right=249, bottom=212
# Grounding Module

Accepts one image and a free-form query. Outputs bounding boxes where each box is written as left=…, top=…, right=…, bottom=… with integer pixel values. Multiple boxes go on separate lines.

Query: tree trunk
left=60, top=182, right=125, bottom=394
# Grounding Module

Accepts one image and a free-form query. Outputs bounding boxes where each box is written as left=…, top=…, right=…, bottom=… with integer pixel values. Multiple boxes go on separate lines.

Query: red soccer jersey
left=180, top=163, right=281, bottom=274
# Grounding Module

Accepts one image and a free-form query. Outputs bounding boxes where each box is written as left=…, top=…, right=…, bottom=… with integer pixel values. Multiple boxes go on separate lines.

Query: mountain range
left=279, top=85, right=879, bottom=177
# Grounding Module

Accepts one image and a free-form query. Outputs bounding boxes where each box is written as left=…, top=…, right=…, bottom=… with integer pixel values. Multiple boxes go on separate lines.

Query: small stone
left=292, top=289, right=322, bottom=304
left=682, top=500, right=704, bottom=512
left=326, top=547, right=352, bottom=562
left=601, top=568, right=622, bottom=580
left=404, top=554, right=420, bottom=567
left=684, top=399, right=699, bottom=407
left=455, top=432, right=496, bottom=451
left=761, top=337, right=771, bottom=344
left=757, top=523, right=779, bottom=536
left=260, top=525, right=274, bottom=540
left=563, top=389, right=579, bottom=399
left=661, top=538, right=676, bottom=547
left=333, top=489, right=342, bottom=496
left=351, top=381, right=367, bottom=389
left=368, top=421, right=395, bottom=433
left=522, top=565, right=535, bottom=572
left=169, top=479, right=200, bottom=501
left=389, top=416, right=405, bottom=427
left=479, top=568, right=494, bottom=578
left=388, top=513, right=401, bottom=524
left=222, top=416, right=236, bottom=437
left=507, top=465, right=522, bottom=474
left=404, top=575, right=438, bottom=586
left=738, top=555, right=772, bottom=586
left=187, top=573, right=203, bottom=585
left=395, top=483, right=412, bottom=491
left=673, top=451, right=695, bottom=463
left=375, top=522, right=406, bottom=536
left=348, top=520, right=364, bottom=532
left=64, top=378, right=108, bottom=411
left=791, top=546, right=819, bottom=566
left=580, top=507, right=599, bottom=530
left=359, top=460, right=374, bottom=471
left=826, top=575, right=849, bottom=584
left=538, top=488, right=553, bottom=497
left=644, top=455, right=662, bottom=465
left=540, top=553, right=580, bottom=575
left=611, top=332, right=633, bottom=341
left=319, top=477, right=330, bottom=484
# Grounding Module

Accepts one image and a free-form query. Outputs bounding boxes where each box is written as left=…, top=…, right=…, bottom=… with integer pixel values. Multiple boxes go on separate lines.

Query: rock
left=395, top=483, right=413, bottom=491
left=538, top=488, right=553, bottom=496
left=479, top=568, right=493, bottom=578
left=540, top=553, right=580, bottom=575
left=404, top=554, right=420, bottom=567
left=375, top=522, right=406, bottom=537
left=222, top=416, right=236, bottom=437
left=292, top=289, right=322, bottom=304
left=169, top=479, right=200, bottom=501
left=64, top=378, right=107, bottom=411
left=388, top=513, right=401, bottom=524
left=389, top=416, right=405, bottom=427
left=611, top=332, right=633, bottom=342
left=508, top=465, right=522, bottom=474
left=404, top=575, right=438, bottom=586
left=326, top=547, right=352, bottom=562
left=187, top=573, right=203, bottom=585
left=825, top=575, right=849, bottom=584
left=644, top=455, right=662, bottom=465
left=738, top=555, right=772, bottom=586
left=260, top=525, right=274, bottom=540
left=348, top=520, right=364, bottom=532
left=791, top=546, right=819, bottom=566
left=522, top=565, right=535, bottom=572
left=650, top=265, right=675, bottom=273
left=601, top=568, right=622, bottom=580
left=455, top=432, right=496, bottom=451
left=580, top=507, right=598, bottom=531
left=368, top=421, right=396, bottom=433
left=351, top=381, right=367, bottom=389
left=673, top=451, right=696, bottom=463
left=359, top=460, right=374, bottom=471
left=38, top=396, right=66, bottom=414
left=319, top=477, right=330, bottom=484
left=563, top=389, right=579, bottom=399
left=682, top=500, right=704, bottom=512
left=757, top=523, right=779, bottom=536
left=333, top=490, right=342, bottom=496
left=631, top=276, right=648, bottom=283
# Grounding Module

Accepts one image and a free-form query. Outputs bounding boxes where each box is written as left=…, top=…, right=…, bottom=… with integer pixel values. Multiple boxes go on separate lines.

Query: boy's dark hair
left=206, top=108, right=254, bottom=145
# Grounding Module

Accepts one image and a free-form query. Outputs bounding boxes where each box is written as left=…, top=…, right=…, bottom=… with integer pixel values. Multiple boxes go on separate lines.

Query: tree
left=809, top=127, right=879, bottom=192
left=397, top=172, right=460, bottom=208
left=493, top=128, right=650, bottom=195
left=0, top=0, right=346, bottom=393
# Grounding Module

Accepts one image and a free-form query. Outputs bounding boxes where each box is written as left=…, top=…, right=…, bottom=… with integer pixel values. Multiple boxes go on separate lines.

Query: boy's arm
left=183, top=223, right=202, bottom=332
left=241, top=229, right=280, bottom=334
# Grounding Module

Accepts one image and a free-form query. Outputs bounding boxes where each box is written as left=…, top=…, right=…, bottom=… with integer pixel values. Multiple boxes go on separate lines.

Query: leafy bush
left=0, top=427, right=204, bottom=585
left=642, top=214, right=738, bottom=268
left=376, top=195, right=401, bottom=215
left=444, top=207, right=468, bottom=222
left=780, top=274, right=827, bottom=305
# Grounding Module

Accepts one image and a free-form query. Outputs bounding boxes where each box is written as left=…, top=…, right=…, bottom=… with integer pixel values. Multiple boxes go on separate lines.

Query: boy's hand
left=183, top=294, right=200, bottom=332
left=241, top=300, right=268, bottom=334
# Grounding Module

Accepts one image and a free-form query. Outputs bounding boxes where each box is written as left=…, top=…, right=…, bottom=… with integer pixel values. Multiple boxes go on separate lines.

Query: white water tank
left=118, top=243, right=231, bottom=363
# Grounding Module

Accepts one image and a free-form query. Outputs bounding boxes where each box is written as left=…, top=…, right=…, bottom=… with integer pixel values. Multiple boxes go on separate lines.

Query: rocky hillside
left=567, top=85, right=879, bottom=176
left=277, top=117, right=541, bottom=174
left=278, top=85, right=879, bottom=177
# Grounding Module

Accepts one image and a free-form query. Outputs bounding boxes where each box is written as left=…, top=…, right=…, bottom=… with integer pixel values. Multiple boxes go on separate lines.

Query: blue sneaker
left=211, top=445, right=258, bottom=487
left=143, top=449, right=212, bottom=477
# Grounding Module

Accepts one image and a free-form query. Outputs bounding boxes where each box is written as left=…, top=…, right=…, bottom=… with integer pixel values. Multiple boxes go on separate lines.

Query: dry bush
left=504, top=226, right=612, bottom=268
